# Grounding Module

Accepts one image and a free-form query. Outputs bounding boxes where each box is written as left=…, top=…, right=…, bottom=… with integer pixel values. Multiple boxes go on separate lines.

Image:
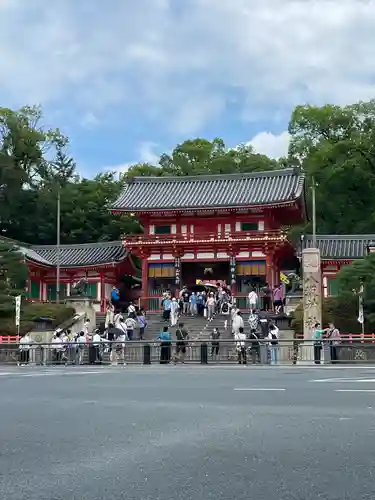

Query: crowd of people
left=159, top=284, right=233, bottom=324
left=17, top=282, right=336, bottom=366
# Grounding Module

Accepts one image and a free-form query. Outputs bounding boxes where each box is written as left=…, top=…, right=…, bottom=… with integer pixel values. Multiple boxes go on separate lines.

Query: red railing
left=0, top=336, right=20, bottom=344
left=295, top=333, right=375, bottom=343
left=122, top=229, right=286, bottom=246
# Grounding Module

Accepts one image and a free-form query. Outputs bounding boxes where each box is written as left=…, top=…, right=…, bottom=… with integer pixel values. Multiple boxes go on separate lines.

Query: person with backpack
left=123, top=316, right=136, bottom=341
left=268, top=323, right=280, bottom=364
left=174, top=322, right=189, bottom=363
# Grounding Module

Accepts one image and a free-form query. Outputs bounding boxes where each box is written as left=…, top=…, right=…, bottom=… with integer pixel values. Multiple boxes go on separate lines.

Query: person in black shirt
left=174, top=322, right=189, bottom=363
left=211, top=328, right=220, bottom=360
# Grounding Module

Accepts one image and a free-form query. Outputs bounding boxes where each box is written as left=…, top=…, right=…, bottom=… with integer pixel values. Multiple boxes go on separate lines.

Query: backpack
left=125, top=318, right=134, bottom=329
left=270, top=333, right=278, bottom=345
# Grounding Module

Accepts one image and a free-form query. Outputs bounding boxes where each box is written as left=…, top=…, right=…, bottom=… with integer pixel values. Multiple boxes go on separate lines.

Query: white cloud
left=80, top=112, right=99, bottom=129
left=1, top=0, right=375, bottom=134
left=108, top=141, right=161, bottom=174
left=248, top=131, right=290, bottom=159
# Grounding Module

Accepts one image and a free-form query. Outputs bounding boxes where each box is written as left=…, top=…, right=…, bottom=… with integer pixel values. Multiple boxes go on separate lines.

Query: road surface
left=1, top=365, right=375, bottom=500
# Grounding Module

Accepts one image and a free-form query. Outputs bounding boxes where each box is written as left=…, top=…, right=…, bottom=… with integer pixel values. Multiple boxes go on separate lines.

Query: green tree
left=125, top=162, right=162, bottom=178
left=0, top=105, right=77, bottom=241
left=126, top=138, right=279, bottom=178
left=288, top=100, right=375, bottom=234
left=336, top=253, right=375, bottom=326
left=0, top=240, right=27, bottom=317
left=26, top=172, right=141, bottom=245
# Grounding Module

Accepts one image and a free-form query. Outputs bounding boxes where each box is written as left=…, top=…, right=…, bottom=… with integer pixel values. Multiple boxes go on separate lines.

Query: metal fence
left=2, top=340, right=375, bottom=366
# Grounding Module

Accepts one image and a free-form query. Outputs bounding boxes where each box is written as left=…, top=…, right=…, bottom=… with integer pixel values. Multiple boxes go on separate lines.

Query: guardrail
left=2, top=340, right=375, bottom=366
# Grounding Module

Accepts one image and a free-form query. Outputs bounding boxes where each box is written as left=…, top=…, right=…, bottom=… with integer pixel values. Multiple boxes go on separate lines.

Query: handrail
left=122, top=229, right=286, bottom=245
left=1, top=339, right=375, bottom=347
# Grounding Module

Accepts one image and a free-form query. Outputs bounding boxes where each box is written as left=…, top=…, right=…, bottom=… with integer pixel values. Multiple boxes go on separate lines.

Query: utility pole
left=311, top=176, right=317, bottom=247
left=56, top=184, right=61, bottom=304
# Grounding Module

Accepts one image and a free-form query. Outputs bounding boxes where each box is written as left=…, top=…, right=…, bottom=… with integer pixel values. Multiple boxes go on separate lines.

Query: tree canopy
left=336, top=252, right=375, bottom=327
left=288, top=100, right=375, bottom=234
left=2, top=99, right=375, bottom=247
left=0, top=241, right=28, bottom=316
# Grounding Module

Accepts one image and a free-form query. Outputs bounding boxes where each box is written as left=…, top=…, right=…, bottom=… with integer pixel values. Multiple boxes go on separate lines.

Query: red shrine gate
left=113, top=169, right=307, bottom=310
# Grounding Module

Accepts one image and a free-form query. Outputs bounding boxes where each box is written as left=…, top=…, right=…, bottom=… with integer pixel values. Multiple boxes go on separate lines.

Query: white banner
left=15, top=295, right=21, bottom=327
left=358, top=295, right=364, bottom=324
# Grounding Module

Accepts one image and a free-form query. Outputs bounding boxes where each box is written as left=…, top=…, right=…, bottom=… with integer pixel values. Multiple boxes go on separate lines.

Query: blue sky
left=1, top=0, right=375, bottom=178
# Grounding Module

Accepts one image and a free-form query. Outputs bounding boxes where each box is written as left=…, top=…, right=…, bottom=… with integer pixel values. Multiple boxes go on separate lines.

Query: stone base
left=65, top=296, right=96, bottom=326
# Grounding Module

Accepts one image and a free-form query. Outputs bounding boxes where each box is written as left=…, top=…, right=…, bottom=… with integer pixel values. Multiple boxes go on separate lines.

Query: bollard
left=200, top=343, right=208, bottom=364
left=143, top=344, right=151, bottom=365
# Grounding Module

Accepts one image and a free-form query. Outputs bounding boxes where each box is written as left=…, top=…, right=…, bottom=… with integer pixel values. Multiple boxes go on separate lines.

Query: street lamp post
left=56, top=184, right=61, bottom=304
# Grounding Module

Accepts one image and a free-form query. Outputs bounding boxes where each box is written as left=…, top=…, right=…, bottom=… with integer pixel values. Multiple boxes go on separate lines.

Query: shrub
left=291, top=295, right=375, bottom=335
left=0, top=302, right=76, bottom=335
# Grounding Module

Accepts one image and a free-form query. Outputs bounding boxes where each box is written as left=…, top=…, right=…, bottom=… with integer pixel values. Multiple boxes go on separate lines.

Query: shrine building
left=10, top=171, right=375, bottom=313
left=112, top=169, right=307, bottom=309
left=302, top=234, right=375, bottom=298
left=17, top=240, right=138, bottom=312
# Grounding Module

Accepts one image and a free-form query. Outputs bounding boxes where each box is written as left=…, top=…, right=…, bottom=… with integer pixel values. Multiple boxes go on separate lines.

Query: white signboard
left=15, top=295, right=21, bottom=328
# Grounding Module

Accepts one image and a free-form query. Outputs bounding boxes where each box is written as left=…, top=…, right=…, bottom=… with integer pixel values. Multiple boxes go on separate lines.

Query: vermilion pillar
left=141, top=255, right=149, bottom=308
left=266, top=252, right=273, bottom=287
left=100, top=272, right=105, bottom=312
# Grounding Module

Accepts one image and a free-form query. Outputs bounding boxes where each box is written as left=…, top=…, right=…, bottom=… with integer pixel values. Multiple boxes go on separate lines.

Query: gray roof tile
left=303, top=235, right=375, bottom=260
left=113, top=168, right=305, bottom=211
left=27, top=241, right=128, bottom=267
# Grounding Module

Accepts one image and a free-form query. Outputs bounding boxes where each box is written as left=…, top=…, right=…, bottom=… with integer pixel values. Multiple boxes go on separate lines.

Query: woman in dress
left=105, top=300, right=115, bottom=329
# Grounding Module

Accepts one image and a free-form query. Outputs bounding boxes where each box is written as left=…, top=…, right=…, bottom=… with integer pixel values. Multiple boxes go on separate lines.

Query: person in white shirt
left=114, top=312, right=123, bottom=328
left=115, top=331, right=127, bottom=366
left=127, top=302, right=136, bottom=318
left=92, top=330, right=102, bottom=364
left=232, top=311, right=244, bottom=336
left=52, top=332, right=64, bottom=364
left=77, top=331, right=86, bottom=365
left=105, top=301, right=115, bottom=328
left=124, top=316, right=137, bottom=340
left=234, top=327, right=247, bottom=364
left=18, top=334, right=31, bottom=366
left=170, top=297, right=180, bottom=326
left=248, top=289, right=258, bottom=314
left=206, top=294, right=216, bottom=321
left=83, top=319, right=91, bottom=337
left=268, top=324, right=280, bottom=364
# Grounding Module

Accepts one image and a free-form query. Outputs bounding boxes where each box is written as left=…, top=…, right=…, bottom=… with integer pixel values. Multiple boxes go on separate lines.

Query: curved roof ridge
left=31, top=240, right=123, bottom=250
left=114, top=168, right=305, bottom=212
left=128, top=168, right=301, bottom=183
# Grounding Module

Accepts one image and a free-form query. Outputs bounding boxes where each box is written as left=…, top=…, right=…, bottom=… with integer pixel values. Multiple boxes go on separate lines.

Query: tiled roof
left=303, top=235, right=375, bottom=260
left=26, top=241, right=128, bottom=267
left=113, top=168, right=305, bottom=211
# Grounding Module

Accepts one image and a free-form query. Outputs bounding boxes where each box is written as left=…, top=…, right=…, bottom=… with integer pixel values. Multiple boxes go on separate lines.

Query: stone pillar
left=302, top=248, right=322, bottom=360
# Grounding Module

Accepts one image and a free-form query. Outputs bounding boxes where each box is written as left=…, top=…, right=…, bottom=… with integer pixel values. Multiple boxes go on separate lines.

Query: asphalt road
left=1, top=365, right=375, bottom=500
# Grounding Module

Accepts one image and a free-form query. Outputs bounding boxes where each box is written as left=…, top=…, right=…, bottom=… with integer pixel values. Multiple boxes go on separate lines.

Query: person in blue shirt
left=158, top=326, right=171, bottom=364
left=137, top=311, right=147, bottom=340
left=189, top=292, right=198, bottom=316
left=111, top=287, right=120, bottom=309
left=162, top=296, right=172, bottom=322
